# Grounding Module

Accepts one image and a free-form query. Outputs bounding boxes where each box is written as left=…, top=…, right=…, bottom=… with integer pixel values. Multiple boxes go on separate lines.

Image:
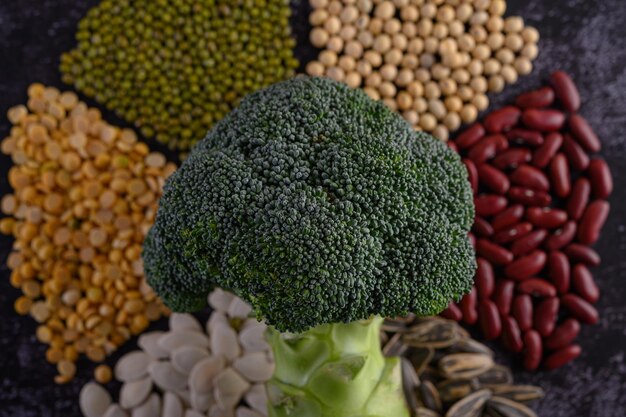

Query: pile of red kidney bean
left=442, top=71, right=613, bottom=371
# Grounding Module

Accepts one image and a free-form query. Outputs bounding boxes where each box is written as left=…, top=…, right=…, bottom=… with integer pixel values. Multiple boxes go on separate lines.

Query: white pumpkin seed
left=80, top=382, right=112, bottom=417
left=206, top=311, right=230, bottom=337
left=238, top=322, right=269, bottom=352
left=158, top=330, right=210, bottom=353
left=227, top=297, right=252, bottom=319
left=138, top=331, right=169, bottom=359
left=120, top=377, right=153, bottom=409
left=114, top=351, right=151, bottom=382
left=149, top=361, right=188, bottom=391
left=174, top=389, right=192, bottom=408
left=233, top=352, right=274, bottom=382
left=102, top=404, right=128, bottom=417
left=190, top=390, right=214, bottom=412
left=236, top=407, right=264, bottom=417
left=169, top=313, right=203, bottom=333
left=171, top=345, right=210, bottom=375
left=214, top=368, right=250, bottom=409
left=208, top=405, right=235, bottom=417
left=132, top=393, right=161, bottom=417
left=185, top=411, right=205, bottom=417
left=208, top=288, right=235, bottom=312
left=244, top=384, right=268, bottom=416
left=189, top=356, right=226, bottom=394
left=162, top=392, right=184, bottom=417
left=210, top=323, right=241, bottom=362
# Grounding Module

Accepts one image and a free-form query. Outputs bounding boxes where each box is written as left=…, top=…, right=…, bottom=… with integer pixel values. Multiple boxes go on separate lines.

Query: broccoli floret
left=143, top=76, right=475, bottom=333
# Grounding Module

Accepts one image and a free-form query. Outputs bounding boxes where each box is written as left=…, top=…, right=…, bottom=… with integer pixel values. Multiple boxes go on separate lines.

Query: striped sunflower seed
left=476, top=365, right=513, bottom=387
left=444, top=388, right=491, bottom=417
left=408, top=347, right=435, bottom=375
left=436, top=379, right=475, bottom=403
left=415, top=407, right=442, bottom=417
left=447, top=339, right=494, bottom=357
left=417, top=380, right=442, bottom=412
left=405, top=319, right=459, bottom=349
left=438, top=353, right=494, bottom=380
left=486, top=396, right=538, bottom=417
left=490, top=385, right=545, bottom=405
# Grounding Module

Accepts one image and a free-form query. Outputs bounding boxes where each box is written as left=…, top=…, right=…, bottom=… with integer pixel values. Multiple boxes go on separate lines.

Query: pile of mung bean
left=306, top=0, right=539, bottom=141
left=60, top=0, right=299, bottom=152
left=1, top=83, right=177, bottom=383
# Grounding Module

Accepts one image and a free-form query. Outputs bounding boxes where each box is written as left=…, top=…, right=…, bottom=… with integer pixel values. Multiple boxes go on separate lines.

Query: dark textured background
left=1, top=0, right=625, bottom=416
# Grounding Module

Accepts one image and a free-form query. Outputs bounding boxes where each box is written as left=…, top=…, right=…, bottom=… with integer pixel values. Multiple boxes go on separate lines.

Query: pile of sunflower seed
left=382, top=316, right=544, bottom=417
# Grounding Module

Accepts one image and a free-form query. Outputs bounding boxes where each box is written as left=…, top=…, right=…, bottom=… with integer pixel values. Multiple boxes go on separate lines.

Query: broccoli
left=143, top=76, right=475, bottom=417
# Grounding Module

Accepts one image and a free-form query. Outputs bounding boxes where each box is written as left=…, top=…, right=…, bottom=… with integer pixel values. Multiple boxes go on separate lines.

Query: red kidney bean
left=550, top=153, right=571, bottom=197
left=548, top=251, right=570, bottom=294
left=577, top=200, right=610, bottom=245
left=441, top=302, right=463, bottom=321
left=564, top=244, right=601, bottom=266
left=505, top=250, right=547, bottom=280
left=475, top=194, right=508, bottom=217
left=534, top=297, right=560, bottom=337
left=517, top=278, right=557, bottom=298
left=572, top=264, right=600, bottom=303
left=526, top=207, right=568, bottom=229
left=569, top=114, right=601, bottom=153
left=509, top=165, right=550, bottom=191
left=562, top=134, right=590, bottom=171
left=506, top=128, right=544, bottom=147
left=479, top=300, right=502, bottom=340
left=477, top=164, right=510, bottom=194
left=502, top=316, right=523, bottom=353
left=544, top=319, right=581, bottom=350
left=511, top=229, right=548, bottom=256
left=566, top=178, right=591, bottom=220
left=512, top=294, right=533, bottom=331
left=561, top=294, right=599, bottom=324
left=544, top=221, right=577, bottom=251
left=522, top=109, right=566, bottom=131
left=523, top=330, right=543, bottom=371
left=447, top=141, right=459, bottom=153
left=476, top=239, right=514, bottom=265
left=515, top=86, right=555, bottom=109
left=493, top=222, right=533, bottom=244
left=456, top=123, right=486, bottom=149
left=508, top=187, right=552, bottom=206
left=459, top=288, right=478, bottom=325
left=543, top=344, right=582, bottom=370
left=492, top=148, right=533, bottom=170
left=550, top=71, right=580, bottom=112
left=475, top=258, right=495, bottom=299
left=532, top=132, right=563, bottom=168
left=484, top=106, right=522, bottom=133
left=473, top=216, right=494, bottom=237
left=491, top=204, right=525, bottom=230
left=468, top=135, right=502, bottom=163
left=588, top=158, right=613, bottom=199
left=463, top=159, right=479, bottom=194
left=494, top=280, right=515, bottom=316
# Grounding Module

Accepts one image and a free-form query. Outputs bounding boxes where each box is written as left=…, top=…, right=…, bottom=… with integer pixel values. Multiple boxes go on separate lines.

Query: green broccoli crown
left=143, top=76, right=475, bottom=333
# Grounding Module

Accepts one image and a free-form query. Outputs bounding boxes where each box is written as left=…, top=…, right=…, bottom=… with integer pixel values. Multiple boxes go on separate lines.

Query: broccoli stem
left=265, top=316, right=410, bottom=417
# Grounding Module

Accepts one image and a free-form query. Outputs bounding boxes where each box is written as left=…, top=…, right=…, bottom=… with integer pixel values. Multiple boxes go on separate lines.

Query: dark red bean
left=475, top=258, right=495, bottom=299
left=479, top=300, right=502, bottom=340
left=569, top=114, right=601, bottom=153
left=523, top=330, right=543, bottom=371
left=493, top=280, right=515, bottom=316
left=572, top=264, right=600, bottom=303
left=578, top=200, right=610, bottom=245
left=447, top=140, right=459, bottom=153
left=561, top=294, right=599, bottom=324
left=502, top=316, right=523, bottom=353
left=473, top=216, right=494, bottom=237
left=492, top=204, right=524, bottom=230
left=505, top=250, right=547, bottom=280
left=522, top=109, right=566, bottom=131
left=511, top=229, right=547, bottom=256
left=534, top=297, right=559, bottom=337
left=550, top=71, right=580, bottom=112
left=515, top=86, right=555, bottom=109
left=562, top=134, right=590, bottom=171
left=441, top=302, right=463, bottom=321
left=508, top=187, right=552, bottom=206
left=526, top=207, right=568, bottom=229
left=492, top=148, right=532, bottom=170
left=588, top=158, right=613, bottom=199
left=544, top=344, right=581, bottom=370
left=459, top=288, right=478, bottom=325
left=475, top=194, right=508, bottom=217
left=517, top=279, right=557, bottom=298
left=468, top=135, right=506, bottom=163
left=512, top=294, right=533, bottom=331
left=544, top=319, right=581, bottom=350
left=548, top=251, right=570, bottom=294
left=532, top=132, right=563, bottom=168
left=505, top=128, right=544, bottom=147
left=477, top=164, right=510, bottom=194
left=566, top=178, right=591, bottom=221
left=476, top=239, right=514, bottom=265
left=463, top=159, right=479, bottom=195
left=456, top=123, right=486, bottom=149
left=509, top=165, right=550, bottom=191
left=493, top=222, right=533, bottom=244
left=564, top=244, right=601, bottom=266
left=484, top=106, right=522, bottom=133
left=544, top=221, right=577, bottom=251
left=550, top=153, right=571, bottom=198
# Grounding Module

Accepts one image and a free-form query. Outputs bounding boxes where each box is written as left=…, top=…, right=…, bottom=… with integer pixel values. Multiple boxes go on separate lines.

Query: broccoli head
left=143, top=76, right=475, bottom=333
